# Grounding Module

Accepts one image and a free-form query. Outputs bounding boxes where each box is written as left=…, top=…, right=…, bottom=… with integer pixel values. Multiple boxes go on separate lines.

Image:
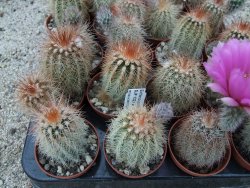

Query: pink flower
left=204, top=39, right=250, bottom=114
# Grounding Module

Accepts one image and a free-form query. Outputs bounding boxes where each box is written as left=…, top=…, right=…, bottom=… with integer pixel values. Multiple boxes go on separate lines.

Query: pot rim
left=103, top=128, right=167, bottom=179
left=34, top=119, right=100, bottom=179
left=168, top=117, right=231, bottom=177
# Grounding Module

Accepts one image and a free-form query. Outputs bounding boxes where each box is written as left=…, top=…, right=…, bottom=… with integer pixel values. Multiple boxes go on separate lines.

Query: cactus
left=146, top=0, right=180, bottom=38
left=16, top=72, right=54, bottom=113
left=204, top=79, right=222, bottom=108
left=51, top=0, right=89, bottom=26
left=169, top=8, right=210, bottom=60
left=42, top=25, right=95, bottom=101
left=228, top=0, right=245, bottom=11
left=219, top=21, right=250, bottom=41
left=108, top=15, right=145, bottom=43
left=218, top=106, right=246, bottom=132
left=35, top=101, right=90, bottom=166
left=117, top=0, right=146, bottom=21
left=151, top=56, right=205, bottom=114
left=173, top=0, right=203, bottom=7
left=92, top=0, right=115, bottom=11
left=106, top=105, right=170, bottom=173
left=99, top=41, right=151, bottom=106
left=237, top=118, right=250, bottom=155
left=203, top=0, right=225, bottom=36
left=151, top=102, right=174, bottom=123
left=173, top=110, right=229, bottom=168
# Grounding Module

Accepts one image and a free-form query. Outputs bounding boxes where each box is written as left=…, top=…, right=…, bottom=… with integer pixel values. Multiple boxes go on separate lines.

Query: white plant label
left=124, top=88, right=147, bottom=109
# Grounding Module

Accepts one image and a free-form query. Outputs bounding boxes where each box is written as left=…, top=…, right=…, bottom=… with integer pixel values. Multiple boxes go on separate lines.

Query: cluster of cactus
left=228, top=0, right=245, bottom=11
left=50, top=0, right=89, bottom=26
left=35, top=101, right=89, bottom=166
left=218, top=106, right=247, bottom=132
left=169, top=8, right=210, bottom=60
left=106, top=104, right=172, bottom=174
left=16, top=73, right=54, bottom=113
left=219, top=21, right=250, bottom=41
left=117, top=0, right=146, bottom=21
left=173, top=110, right=229, bottom=168
left=99, top=41, right=151, bottom=106
left=108, top=15, right=145, bottom=43
left=151, top=56, right=205, bottom=114
left=146, top=0, right=180, bottom=38
left=237, top=118, right=250, bottom=155
left=42, top=25, right=95, bottom=101
left=203, top=0, right=225, bottom=36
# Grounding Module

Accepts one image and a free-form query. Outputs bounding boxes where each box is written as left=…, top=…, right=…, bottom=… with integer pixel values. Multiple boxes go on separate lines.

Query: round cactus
left=203, top=0, right=225, bottom=36
left=169, top=8, right=210, bottom=60
left=146, top=0, right=180, bottom=38
left=151, top=56, right=205, bottom=114
left=228, top=0, right=245, bottom=11
left=173, top=110, right=229, bottom=168
left=117, top=0, right=146, bottom=21
left=16, top=72, right=54, bottom=113
left=106, top=104, right=171, bottom=174
left=42, top=25, right=95, bottom=101
left=99, top=41, right=151, bottom=106
left=51, top=0, right=89, bottom=26
left=219, top=21, right=250, bottom=41
left=108, top=14, right=145, bottom=43
left=35, top=101, right=90, bottom=166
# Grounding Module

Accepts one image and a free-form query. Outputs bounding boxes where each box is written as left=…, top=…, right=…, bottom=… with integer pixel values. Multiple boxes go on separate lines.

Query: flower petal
left=241, top=98, right=250, bottom=107
left=207, top=83, right=228, bottom=96
left=221, top=97, right=239, bottom=107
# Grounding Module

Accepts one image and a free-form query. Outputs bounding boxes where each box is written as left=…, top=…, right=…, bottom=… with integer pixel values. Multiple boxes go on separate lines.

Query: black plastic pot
left=22, top=102, right=250, bottom=188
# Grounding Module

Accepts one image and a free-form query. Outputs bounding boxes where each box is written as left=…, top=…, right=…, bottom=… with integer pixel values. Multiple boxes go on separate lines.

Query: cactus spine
left=237, top=118, right=250, bottom=155
left=146, top=0, right=180, bottom=38
left=228, top=0, right=245, bottom=11
left=169, top=9, right=210, bottom=60
left=16, top=72, right=54, bottom=113
left=173, top=110, right=229, bottom=168
left=51, top=0, right=89, bottom=26
left=203, top=0, right=225, bottom=36
left=219, top=21, right=250, bottom=41
left=35, top=101, right=89, bottom=166
left=99, top=41, right=151, bottom=106
left=106, top=105, right=170, bottom=174
left=42, top=25, right=95, bottom=101
left=109, top=15, right=145, bottom=43
left=151, top=56, right=205, bottom=114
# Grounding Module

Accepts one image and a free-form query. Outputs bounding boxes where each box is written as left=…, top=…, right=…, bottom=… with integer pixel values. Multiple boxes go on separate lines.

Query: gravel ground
left=0, top=0, right=249, bottom=188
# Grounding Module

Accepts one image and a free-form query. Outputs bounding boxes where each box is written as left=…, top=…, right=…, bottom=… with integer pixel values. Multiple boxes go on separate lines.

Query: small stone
left=100, top=106, right=108, bottom=113
left=77, top=168, right=80, bottom=173
left=85, top=155, right=93, bottom=165
left=44, top=164, right=50, bottom=171
left=39, top=158, right=46, bottom=165
left=156, top=47, right=161, bottom=52
left=95, top=102, right=103, bottom=106
left=111, top=159, right=116, bottom=166
left=49, top=160, right=55, bottom=166
left=139, top=166, right=150, bottom=175
left=66, top=171, right=70, bottom=176
left=123, top=169, right=131, bottom=175
left=57, top=166, right=62, bottom=174
left=80, top=165, right=85, bottom=171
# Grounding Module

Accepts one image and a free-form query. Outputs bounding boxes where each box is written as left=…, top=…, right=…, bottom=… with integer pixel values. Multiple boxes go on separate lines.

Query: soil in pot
left=35, top=123, right=99, bottom=179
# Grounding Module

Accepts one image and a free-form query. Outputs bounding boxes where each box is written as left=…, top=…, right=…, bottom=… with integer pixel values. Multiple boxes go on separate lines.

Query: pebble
left=100, top=106, right=108, bottom=113
left=123, top=169, right=131, bottom=175
left=139, top=166, right=150, bottom=175
left=66, top=171, right=70, bottom=176
left=95, top=101, right=103, bottom=106
left=49, top=160, right=55, bottom=166
left=85, top=155, right=93, bottom=165
left=44, top=164, right=50, bottom=171
left=57, top=166, right=62, bottom=174
left=80, top=165, right=85, bottom=171
left=39, top=158, right=46, bottom=165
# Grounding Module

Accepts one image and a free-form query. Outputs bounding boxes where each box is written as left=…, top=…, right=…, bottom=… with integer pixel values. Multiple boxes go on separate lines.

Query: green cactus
left=35, top=102, right=90, bottom=167
left=92, top=0, right=115, bottom=11
left=173, top=110, right=229, bottom=168
left=237, top=118, right=250, bottom=155
left=16, top=72, right=54, bottom=113
left=51, top=0, right=89, bottom=26
left=96, top=5, right=113, bottom=32
left=219, top=21, right=250, bottom=41
left=228, top=0, right=245, bottom=11
left=169, top=8, right=210, bottom=60
left=218, top=106, right=246, bottom=132
left=106, top=104, right=170, bottom=174
left=99, top=41, right=151, bottom=106
left=108, top=15, right=145, bottom=43
left=203, top=0, right=225, bottom=36
left=42, top=25, right=95, bottom=101
left=146, top=0, right=180, bottom=38
left=117, top=0, right=146, bottom=21
left=151, top=56, right=205, bottom=115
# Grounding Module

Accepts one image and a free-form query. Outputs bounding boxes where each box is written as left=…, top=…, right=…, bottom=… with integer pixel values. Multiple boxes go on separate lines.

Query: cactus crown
left=16, top=73, right=53, bottom=112
left=220, top=21, right=250, bottom=40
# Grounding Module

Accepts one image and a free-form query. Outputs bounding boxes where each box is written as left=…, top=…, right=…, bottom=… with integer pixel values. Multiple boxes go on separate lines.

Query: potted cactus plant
left=104, top=103, right=173, bottom=178
left=168, top=109, right=231, bottom=176
left=87, top=41, right=151, bottom=119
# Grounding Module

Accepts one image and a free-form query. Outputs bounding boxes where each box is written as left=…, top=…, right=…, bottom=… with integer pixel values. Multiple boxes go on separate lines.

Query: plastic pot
left=168, top=117, right=231, bottom=177
left=103, top=129, right=167, bottom=179
left=34, top=120, right=100, bottom=179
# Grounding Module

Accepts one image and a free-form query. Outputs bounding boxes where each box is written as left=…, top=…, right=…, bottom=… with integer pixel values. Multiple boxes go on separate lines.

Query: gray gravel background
left=0, top=0, right=250, bottom=187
